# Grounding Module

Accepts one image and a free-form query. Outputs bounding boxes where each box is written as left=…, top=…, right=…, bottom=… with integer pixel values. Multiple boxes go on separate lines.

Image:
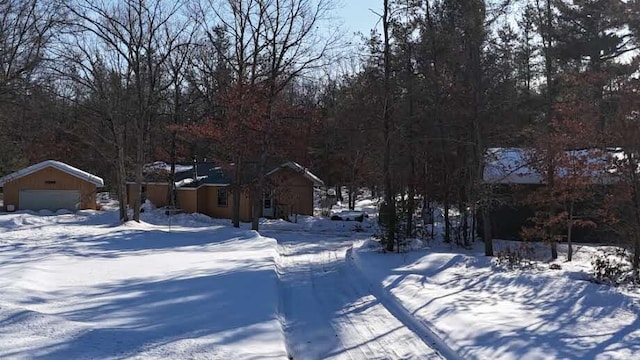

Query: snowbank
left=351, top=239, right=640, bottom=359
left=330, top=210, right=368, bottom=221
left=260, top=214, right=378, bottom=234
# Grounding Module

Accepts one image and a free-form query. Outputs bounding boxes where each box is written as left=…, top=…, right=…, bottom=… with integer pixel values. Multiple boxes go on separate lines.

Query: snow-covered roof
left=175, top=176, right=208, bottom=188
left=266, top=161, right=325, bottom=187
left=484, top=148, right=616, bottom=185
left=484, top=148, right=542, bottom=184
left=0, top=160, right=104, bottom=187
left=144, top=161, right=193, bottom=173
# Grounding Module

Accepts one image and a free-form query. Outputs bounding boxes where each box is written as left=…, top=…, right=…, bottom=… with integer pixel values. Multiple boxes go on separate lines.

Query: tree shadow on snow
left=80, top=227, right=259, bottom=254
left=9, top=268, right=282, bottom=359
left=411, top=266, right=640, bottom=359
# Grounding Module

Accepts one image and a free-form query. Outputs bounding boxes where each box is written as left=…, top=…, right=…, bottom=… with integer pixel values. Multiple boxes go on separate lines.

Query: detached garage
left=0, top=160, right=104, bottom=212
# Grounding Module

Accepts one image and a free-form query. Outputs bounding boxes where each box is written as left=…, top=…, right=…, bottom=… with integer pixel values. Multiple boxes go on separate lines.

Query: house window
left=45, top=180, right=56, bottom=185
left=217, top=188, right=228, bottom=207
left=263, top=190, right=272, bottom=209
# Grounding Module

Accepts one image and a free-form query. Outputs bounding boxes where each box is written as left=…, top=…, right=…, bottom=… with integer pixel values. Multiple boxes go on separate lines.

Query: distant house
left=480, top=148, right=540, bottom=240
left=483, top=147, right=615, bottom=186
left=126, top=160, right=324, bottom=221
left=480, top=148, right=615, bottom=241
left=0, top=160, right=104, bottom=212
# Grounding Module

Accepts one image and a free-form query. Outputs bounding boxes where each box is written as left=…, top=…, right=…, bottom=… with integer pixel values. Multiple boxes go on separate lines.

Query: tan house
left=0, top=160, right=104, bottom=212
left=127, top=161, right=324, bottom=221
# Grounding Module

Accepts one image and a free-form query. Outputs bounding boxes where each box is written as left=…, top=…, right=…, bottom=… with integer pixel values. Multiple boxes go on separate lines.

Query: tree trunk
left=251, top=186, right=261, bottom=231
left=482, top=207, right=493, bottom=256
left=252, top=154, right=266, bottom=231
left=406, top=183, right=415, bottom=239
left=133, top=127, right=144, bottom=222
left=348, top=187, right=355, bottom=210
left=551, top=239, right=558, bottom=260
left=567, top=201, right=573, bottom=262
left=168, top=131, right=177, bottom=209
left=116, top=142, right=129, bottom=222
left=444, top=198, right=451, bottom=243
left=631, top=176, right=640, bottom=275
left=634, top=234, right=640, bottom=276
left=232, top=158, right=242, bottom=227
left=462, top=205, right=469, bottom=247
left=383, top=0, right=396, bottom=252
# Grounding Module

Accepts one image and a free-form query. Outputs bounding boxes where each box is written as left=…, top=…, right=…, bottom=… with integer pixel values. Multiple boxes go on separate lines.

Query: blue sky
left=335, top=0, right=382, bottom=39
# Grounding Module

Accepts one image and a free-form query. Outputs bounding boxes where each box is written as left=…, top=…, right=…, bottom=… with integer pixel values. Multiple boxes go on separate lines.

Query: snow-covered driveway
left=267, top=230, right=441, bottom=360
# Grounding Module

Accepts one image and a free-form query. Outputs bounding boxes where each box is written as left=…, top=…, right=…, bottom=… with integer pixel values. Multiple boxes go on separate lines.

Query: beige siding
left=177, top=189, right=198, bottom=213
left=240, top=188, right=252, bottom=222
left=197, top=186, right=251, bottom=221
left=197, top=186, right=210, bottom=215
left=268, top=168, right=314, bottom=216
left=3, top=167, right=97, bottom=210
left=202, top=186, right=232, bottom=219
left=126, top=184, right=248, bottom=221
left=145, top=184, right=169, bottom=207
left=127, top=183, right=170, bottom=209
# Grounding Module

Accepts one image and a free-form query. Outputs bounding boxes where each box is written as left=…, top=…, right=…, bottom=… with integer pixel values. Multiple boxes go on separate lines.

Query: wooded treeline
left=2, top=0, right=640, bottom=270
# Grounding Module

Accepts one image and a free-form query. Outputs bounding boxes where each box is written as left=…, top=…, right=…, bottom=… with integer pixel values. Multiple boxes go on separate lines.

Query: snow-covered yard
left=352, top=239, right=640, bottom=360
left=2, top=195, right=640, bottom=359
left=0, top=206, right=440, bottom=359
left=0, top=210, right=286, bottom=359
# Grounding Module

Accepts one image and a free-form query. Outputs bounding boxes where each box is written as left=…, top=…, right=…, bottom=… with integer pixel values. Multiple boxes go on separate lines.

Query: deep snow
left=0, top=202, right=438, bottom=359
left=0, top=210, right=286, bottom=359
left=352, top=239, right=640, bottom=360
left=2, top=190, right=639, bottom=359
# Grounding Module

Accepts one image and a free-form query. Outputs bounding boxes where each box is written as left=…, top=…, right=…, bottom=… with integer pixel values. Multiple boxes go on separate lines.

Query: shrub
left=591, top=248, right=637, bottom=285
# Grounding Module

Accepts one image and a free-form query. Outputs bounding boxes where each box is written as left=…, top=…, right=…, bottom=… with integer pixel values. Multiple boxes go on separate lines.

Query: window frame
left=217, top=187, right=228, bottom=207
left=263, top=190, right=272, bottom=209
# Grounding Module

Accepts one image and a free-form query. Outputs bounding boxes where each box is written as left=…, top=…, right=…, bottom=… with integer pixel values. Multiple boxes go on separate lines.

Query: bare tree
left=0, top=0, right=65, bottom=173
left=60, top=0, right=192, bottom=222
left=381, top=0, right=397, bottom=251
left=196, top=0, right=340, bottom=230
left=0, top=0, right=63, bottom=97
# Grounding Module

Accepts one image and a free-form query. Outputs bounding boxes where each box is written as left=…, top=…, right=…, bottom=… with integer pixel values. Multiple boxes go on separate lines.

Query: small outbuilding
left=0, top=160, right=104, bottom=212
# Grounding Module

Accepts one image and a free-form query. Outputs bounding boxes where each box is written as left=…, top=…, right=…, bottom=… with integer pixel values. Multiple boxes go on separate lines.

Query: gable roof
left=139, top=160, right=324, bottom=188
left=265, top=161, right=325, bottom=187
left=0, top=160, right=104, bottom=187
left=176, top=162, right=233, bottom=188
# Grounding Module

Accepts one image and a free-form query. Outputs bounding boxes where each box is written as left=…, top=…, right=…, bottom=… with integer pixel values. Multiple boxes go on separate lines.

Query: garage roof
left=0, top=160, right=104, bottom=187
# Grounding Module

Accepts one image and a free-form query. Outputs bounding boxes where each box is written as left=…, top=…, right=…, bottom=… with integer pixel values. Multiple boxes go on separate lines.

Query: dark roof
left=138, top=161, right=232, bottom=188
left=177, top=162, right=233, bottom=188
left=140, top=160, right=324, bottom=188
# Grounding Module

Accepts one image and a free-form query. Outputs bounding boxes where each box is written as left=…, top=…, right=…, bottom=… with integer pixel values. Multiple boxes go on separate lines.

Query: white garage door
left=19, top=190, right=81, bottom=211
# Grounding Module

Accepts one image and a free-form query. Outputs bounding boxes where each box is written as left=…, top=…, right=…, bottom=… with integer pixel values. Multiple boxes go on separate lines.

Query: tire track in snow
left=270, top=232, right=441, bottom=360
left=347, top=247, right=462, bottom=360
